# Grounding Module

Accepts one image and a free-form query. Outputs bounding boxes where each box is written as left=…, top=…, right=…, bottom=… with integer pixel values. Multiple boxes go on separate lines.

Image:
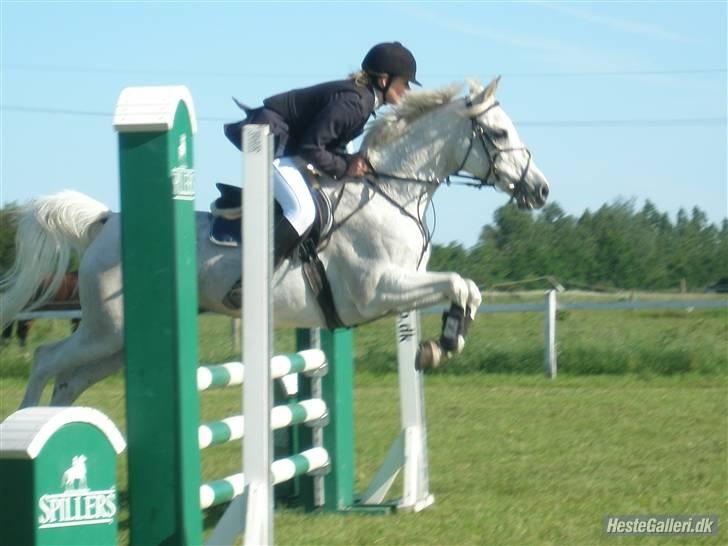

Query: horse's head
left=361, top=78, right=550, bottom=209
left=459, top=77, right=550, bottom=209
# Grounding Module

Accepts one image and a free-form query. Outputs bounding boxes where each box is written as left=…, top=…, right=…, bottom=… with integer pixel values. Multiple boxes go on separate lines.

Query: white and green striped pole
left=196, top=350, right=327, bottom=391
left=200, top=447, right=330, bottom=510
left=198, top=399, right=328, bottom=449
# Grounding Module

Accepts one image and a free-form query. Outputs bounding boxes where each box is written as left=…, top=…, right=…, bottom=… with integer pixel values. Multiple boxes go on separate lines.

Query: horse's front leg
left=411, top=276, right=482, bottom=371
left=353, top=269, right=482, bottom=370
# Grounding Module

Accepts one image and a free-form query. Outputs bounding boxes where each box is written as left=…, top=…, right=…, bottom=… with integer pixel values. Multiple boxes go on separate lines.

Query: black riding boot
left=274, top=215, right=304, bottom=270
left=222, top=215, right=305, bottom=310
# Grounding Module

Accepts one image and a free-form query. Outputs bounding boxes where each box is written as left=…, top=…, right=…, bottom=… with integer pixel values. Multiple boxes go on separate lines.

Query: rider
left=224, top=41, right=420, bottom=268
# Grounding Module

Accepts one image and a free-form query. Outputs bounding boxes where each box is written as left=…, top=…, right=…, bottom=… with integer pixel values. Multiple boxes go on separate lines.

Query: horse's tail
left=0, top=190, right=109, bottom=331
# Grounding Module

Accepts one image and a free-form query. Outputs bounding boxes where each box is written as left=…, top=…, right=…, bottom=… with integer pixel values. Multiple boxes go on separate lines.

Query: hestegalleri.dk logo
left=603, top=515, right=717, bottom=536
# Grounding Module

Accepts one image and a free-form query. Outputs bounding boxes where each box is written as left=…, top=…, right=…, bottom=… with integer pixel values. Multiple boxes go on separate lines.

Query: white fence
left=423, top=293, right=728, bottom=378
left=14, top=310, right=82, bottom=320
left=12, top=295, right=728, bottom=379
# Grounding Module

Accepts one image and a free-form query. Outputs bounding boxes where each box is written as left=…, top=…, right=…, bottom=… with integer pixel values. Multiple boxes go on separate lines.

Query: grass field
left=0, top=302, right=726, bottom=545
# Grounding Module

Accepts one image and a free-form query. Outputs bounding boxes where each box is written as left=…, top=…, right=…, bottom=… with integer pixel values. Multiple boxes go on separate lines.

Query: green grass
left=353, top=306, right=727, bottom=377
left=0, top=305, right=726, bottom=545
left=0, top=373, right=723, bottom=545
left=281, top=374, right=727, bottom=546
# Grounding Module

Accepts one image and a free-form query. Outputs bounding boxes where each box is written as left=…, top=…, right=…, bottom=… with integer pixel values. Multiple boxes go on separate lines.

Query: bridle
left=327, top=97, right=535, bottom=266
left=450, top=99, right=533, bottom=208
left=364, top=98, right=534, bottom=208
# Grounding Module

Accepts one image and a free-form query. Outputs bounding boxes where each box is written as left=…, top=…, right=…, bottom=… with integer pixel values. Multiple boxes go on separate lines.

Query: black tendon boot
left=223, top=215, right=304, bottom=310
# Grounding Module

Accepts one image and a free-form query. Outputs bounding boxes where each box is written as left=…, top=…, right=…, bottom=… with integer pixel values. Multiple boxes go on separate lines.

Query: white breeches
left=273, top=157, right=316, bottom=236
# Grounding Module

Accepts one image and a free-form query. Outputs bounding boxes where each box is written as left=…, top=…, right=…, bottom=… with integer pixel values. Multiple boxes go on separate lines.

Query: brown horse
left=2, top=272, right=80, bottom=347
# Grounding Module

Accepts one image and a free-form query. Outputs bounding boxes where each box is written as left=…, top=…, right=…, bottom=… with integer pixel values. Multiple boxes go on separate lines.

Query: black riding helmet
left=362, top=42, right=421, bottom=87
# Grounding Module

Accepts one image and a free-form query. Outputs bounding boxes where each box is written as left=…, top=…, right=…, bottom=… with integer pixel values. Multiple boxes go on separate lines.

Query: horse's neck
left=365, top=104, right=467, bottom=206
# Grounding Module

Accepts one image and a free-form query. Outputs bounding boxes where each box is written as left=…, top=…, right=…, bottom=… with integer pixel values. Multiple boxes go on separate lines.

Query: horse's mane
left=361, top=82, right=466, bottom=151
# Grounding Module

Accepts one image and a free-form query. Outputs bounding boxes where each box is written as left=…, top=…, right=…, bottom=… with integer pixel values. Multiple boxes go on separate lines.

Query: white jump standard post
left=358, top=311, right=435, bottom=511
left=241, top=124, right=275, bottom=546
left=206, top=124, right=277, bottom=546
left=394, top=311, right=435, bottom=511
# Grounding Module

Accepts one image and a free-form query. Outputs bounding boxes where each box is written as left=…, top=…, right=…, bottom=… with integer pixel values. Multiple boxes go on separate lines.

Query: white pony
left=1, top=78, right=550, bottom=408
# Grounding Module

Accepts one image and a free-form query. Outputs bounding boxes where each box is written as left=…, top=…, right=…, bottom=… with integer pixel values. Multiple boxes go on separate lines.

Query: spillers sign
left=37, top=454, right=118, bottom=529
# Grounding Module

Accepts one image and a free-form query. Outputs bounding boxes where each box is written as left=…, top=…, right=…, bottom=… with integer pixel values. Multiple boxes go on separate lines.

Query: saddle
left=209, top=182, right=332, bottom=249
left=210, top=168, right=344, bottom=329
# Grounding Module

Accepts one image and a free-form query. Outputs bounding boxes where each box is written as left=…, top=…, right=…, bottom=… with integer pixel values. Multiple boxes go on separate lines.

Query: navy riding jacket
left=225, top=79, right=376, bottom=179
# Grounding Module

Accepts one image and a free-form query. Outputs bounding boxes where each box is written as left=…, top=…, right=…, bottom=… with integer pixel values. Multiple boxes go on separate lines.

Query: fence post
left=114, top=86, right=202, bottom=546
left=544, top=290, right=557, bottom=378
left=395, top=311, right=434, bottom=511
left=356, top=312, right=434, bottom=512
left=241, top=124, right=275, bottom=546
left=318, top=328, right=355, bottom=511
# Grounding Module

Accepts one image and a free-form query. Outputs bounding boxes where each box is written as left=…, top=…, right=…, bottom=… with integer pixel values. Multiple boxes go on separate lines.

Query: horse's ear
left=467, top=76, right=500, bottom=116
left=469, top=76, right=501, bottom=105
left=484, top=76, right=501, bottom=100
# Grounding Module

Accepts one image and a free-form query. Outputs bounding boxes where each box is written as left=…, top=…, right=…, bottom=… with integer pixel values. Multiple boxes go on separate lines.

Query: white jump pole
left=241, top=125, right=275, bottom=546
left=206, top=124, right=274, bottom=546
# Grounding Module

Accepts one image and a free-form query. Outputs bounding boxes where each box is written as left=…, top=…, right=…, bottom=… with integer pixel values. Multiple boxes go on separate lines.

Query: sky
left=1, top=1, right=726, bottom=248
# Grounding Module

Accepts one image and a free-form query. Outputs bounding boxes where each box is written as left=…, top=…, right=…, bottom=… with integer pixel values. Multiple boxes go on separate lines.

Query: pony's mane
left=361, top=82, right=467, bottom=151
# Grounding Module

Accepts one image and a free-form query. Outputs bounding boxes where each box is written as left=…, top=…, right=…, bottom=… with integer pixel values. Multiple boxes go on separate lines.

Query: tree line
left=429, top=200, right=727, bottom=291
left=1, top=199, right=726, bottom=291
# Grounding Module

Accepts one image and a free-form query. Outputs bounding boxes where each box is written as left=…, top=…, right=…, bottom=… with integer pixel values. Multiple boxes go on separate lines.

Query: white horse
left=1, top=78, right=549, bottom=408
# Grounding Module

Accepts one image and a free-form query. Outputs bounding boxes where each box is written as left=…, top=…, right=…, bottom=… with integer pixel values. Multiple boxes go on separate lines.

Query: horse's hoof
left=415, top=339, right=442, bottom=371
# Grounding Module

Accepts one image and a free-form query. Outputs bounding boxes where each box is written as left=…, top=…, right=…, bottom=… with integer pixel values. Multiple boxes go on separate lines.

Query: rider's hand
left=344, top=155, right=371, bottom=178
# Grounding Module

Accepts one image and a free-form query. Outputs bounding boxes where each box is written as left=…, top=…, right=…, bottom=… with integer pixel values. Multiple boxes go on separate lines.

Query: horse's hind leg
left=19, top=327, right=122, bottom=408
left=17, top=320, right=32, bottom=347
left=51, top=350, right=123, bottom=406
left=23, top=214, right=127, bottom=408
left=20, top=337, right=71, bottom=407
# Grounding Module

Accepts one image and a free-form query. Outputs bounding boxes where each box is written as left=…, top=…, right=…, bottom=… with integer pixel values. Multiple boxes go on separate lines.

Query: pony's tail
left=0, top=190, right=109, bottom=331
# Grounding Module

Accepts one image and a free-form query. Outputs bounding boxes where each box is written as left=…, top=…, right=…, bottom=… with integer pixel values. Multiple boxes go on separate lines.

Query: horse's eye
left=490, top=128, right=508, bottom=141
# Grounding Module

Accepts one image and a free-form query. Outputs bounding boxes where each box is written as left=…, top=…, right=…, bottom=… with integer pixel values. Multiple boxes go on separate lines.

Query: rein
left=318, top=175, right=433, bottom=268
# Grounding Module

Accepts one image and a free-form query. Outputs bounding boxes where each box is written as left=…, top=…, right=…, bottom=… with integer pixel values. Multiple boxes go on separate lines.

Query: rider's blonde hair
left=349, top=70, right=374, bottom=87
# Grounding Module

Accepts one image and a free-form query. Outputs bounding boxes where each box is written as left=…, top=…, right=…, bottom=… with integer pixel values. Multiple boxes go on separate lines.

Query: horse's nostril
left=540, top=185, right=549, bottom=200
